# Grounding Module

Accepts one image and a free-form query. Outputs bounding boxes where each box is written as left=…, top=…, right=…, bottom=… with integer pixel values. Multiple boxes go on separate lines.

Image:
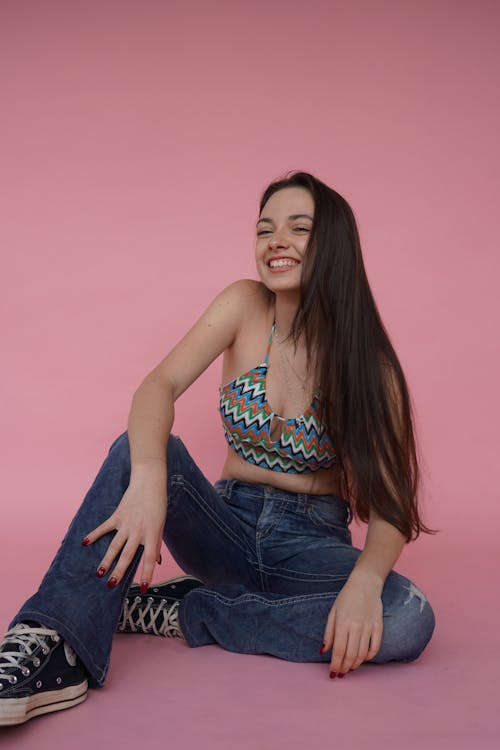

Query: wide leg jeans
left=10, top=432, right=436, bottom=687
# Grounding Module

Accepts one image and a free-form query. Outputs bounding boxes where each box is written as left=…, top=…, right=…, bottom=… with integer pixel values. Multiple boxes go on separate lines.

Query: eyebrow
left=256, top=213, right=313, bottom=226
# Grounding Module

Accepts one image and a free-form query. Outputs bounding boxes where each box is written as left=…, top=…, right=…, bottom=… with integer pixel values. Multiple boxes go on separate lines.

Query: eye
left=257, top=226, right=310, bottom=236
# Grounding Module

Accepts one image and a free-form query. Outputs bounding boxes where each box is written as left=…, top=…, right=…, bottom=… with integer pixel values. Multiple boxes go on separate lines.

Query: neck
left=273, top=290, right=300, bottom=342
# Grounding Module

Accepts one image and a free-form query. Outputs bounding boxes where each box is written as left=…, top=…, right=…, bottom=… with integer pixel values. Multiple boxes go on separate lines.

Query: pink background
left=1, top=0, right=498, bottom=747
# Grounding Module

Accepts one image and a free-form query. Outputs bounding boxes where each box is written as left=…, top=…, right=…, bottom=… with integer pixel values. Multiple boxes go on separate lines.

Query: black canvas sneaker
left=0, top=622, right=88, bottom=726
left=117, top=574, right=204, bottom=638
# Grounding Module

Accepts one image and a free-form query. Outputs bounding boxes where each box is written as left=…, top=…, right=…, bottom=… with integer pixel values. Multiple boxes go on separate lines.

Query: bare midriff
left=219, top=447, right=346, bottom=500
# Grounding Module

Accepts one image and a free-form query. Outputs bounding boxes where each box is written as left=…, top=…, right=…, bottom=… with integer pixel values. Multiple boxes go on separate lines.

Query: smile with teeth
left=268, top=258, right=299, bottom=268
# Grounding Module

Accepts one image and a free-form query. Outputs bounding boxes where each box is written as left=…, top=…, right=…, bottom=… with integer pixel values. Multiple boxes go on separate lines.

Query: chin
left=261, top=279, right=301, bottom=296
left=255, top=263, right=301, bottom=294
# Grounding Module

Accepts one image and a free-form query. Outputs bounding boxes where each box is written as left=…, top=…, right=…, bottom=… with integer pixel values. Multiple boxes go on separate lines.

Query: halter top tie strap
left=263, top=320, right=276, bottom=366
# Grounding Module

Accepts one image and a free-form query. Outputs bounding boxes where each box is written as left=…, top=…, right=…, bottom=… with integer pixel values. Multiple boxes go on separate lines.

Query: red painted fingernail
left=320, top=642, right=326, bottom=655
left=96, top=567, right=106, bottom=578
left=140, top=581, right=150, bottom=594
left=158, top=554, right=162, bottom=565
left=329, top=671, right=337, bottom=679
left=338, top=672, right=346, bottom=678
left=82, top=537, right=90, bottom=546
left=107, top=577, right=118, bottom=588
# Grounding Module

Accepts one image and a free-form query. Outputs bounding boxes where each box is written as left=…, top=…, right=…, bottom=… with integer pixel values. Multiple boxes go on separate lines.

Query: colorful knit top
left=218, top=322, right=337, bottom=474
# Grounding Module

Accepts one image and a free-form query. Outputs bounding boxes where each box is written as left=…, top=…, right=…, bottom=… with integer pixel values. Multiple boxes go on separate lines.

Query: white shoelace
left=118, top=596, right=183, bottom=638
left=0, top=624, right=60, bottom=687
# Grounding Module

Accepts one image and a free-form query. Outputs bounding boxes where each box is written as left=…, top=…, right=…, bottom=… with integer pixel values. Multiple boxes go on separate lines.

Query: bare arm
left=127, top=279, right=259, bottom=469
left=322, top=364, right=410, bottom=675
left=348, top=509, right=406, bottom=591
left=349, top=362, right=408, bottom=588
left=83, top=279, right=256, bottom=588
left=127, top=382, right=173, bottom=482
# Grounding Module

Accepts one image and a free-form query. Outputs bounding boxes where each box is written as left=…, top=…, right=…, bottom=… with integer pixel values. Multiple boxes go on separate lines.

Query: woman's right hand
left=82, top=468, right=167, bottom=591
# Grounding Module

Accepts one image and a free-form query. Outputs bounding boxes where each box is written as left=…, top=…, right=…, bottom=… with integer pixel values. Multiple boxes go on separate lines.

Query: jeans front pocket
left=306, top=500, right=353, bottom=545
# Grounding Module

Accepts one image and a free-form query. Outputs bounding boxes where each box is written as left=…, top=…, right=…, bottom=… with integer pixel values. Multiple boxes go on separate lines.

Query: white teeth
left=269, top=259, right=298, bottom=268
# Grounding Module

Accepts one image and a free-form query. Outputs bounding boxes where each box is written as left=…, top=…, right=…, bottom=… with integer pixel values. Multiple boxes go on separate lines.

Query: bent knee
left=166, top=433, right=188, bottom=468
left=108, top=431, right=130, bottom=457
left=370, top=580, right=436, bottom=664
left=401, top=591, right=436, bottom=662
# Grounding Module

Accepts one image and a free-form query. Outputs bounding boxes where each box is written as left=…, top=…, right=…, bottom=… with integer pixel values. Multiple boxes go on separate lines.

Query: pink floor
left=1, top=533, right=498, bottom=749
left=1, top=0, right=498, bottom=745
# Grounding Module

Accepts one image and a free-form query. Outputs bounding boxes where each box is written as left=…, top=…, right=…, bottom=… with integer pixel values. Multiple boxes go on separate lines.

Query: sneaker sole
left=0, top=680, right=88, bottom=726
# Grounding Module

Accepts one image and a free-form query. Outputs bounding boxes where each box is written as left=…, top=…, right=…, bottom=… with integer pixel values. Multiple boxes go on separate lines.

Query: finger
left=350, top=627, right=372, bottom=670
left=329, top=623, right=349, bottom=675
left=139, top=537, right=160, bottom=591
left=106, top=536, right=142, bottom=587
left=96, top=531, right=128, bottom=576
left=321, top=605, right=336, bottom=655
left=338, top=626, right=362, bottom=674
left=82, top=516, right=117, bottom=546
left=366, top=622, right=383, bottom=661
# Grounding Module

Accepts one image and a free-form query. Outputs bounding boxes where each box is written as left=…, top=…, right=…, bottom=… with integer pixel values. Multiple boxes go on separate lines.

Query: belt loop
left=227, top=479, right=236, bottom=499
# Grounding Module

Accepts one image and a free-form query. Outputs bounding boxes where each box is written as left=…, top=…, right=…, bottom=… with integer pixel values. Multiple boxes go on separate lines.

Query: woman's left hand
left=321, top=569, right=384, bottom=676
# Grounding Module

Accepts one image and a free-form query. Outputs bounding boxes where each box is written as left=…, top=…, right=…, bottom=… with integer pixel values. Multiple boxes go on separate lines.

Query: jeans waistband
left=214, top=479, right=353, bottom=523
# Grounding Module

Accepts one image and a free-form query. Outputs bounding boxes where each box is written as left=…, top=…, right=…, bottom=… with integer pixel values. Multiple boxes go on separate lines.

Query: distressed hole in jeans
left=403, top=582, right=427, bottom=614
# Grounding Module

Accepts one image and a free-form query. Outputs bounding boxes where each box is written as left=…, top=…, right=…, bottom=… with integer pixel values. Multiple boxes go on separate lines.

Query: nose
left=269, top=227, right=289, bottom=248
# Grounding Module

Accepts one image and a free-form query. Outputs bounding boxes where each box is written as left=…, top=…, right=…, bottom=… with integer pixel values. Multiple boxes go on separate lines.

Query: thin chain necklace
left=273, top=322, right=310, bottom=425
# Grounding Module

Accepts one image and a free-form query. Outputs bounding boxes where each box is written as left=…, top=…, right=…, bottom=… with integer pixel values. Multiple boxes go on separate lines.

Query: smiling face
left=255, top=186, right=314, bottom=294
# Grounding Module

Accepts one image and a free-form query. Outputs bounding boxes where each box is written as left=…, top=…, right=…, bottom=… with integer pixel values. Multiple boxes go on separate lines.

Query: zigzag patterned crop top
left=218, top=322, right=337, bottom=474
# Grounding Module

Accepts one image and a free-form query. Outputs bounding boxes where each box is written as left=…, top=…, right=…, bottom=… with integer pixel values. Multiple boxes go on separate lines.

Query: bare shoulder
left=141, top=280, right=269, bottom=401
left=189, top=279, right=260, bottom=332
left=235, top=278, right=270, bottom=308
left=220, top=278, right=268, bottom=304
left=216, top=278, right=270, bottom=322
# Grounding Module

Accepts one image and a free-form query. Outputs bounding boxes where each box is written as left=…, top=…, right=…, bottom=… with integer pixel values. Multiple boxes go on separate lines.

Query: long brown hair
left=259, top=171, right=439, bottom=542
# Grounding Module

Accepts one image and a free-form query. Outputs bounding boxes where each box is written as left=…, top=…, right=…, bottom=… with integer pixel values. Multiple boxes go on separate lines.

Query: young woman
left=0, top=171, right=437, bottom=726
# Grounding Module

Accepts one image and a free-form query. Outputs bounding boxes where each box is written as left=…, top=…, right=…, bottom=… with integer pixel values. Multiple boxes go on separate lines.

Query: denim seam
left=170, top=476, right=251, bottom=557
left=226, top=479, right=236, bottom=499
left=256, top=502, right=288, bottom=543
left=258, top=563, right=348, bottom=582
left=255, top=501, right=288, bottom=591
left=187, top=589, right=338, bottom=607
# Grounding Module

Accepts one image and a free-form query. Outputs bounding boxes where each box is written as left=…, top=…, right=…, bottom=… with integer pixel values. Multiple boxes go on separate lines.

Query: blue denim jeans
left=10, top=432, right=436, bottom=688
